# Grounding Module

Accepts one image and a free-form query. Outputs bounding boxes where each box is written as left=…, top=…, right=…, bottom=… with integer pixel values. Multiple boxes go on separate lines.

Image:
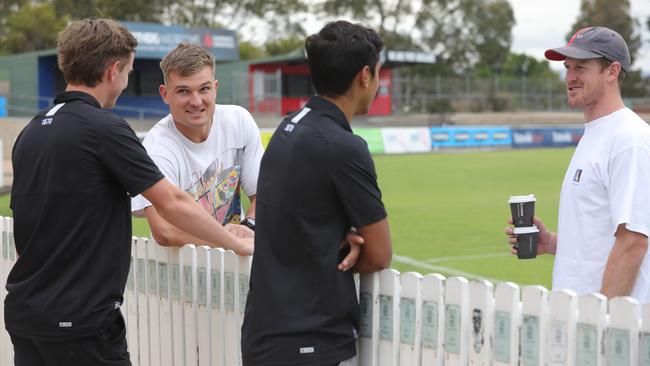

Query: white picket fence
left=1, top=215, right=650, bottom=365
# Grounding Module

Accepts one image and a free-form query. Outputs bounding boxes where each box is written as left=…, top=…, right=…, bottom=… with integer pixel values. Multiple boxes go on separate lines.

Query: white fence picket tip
left=421, top=273, right=445, bottom=366
left=146, top=239, right=161, bottom=366
left=180, top=244, right=198, bottom=366
left=494, top=282, right=520, bottom=366
left=399, top=272, right=423, bottom=365
left=576, top=293, right=607, bottom=366
left=155, top=241, right=173, bottom=366
left=548, top=289, right=577, bottom=366
left=444, top=276, right=470, bottom=366
left=607, top=296, right=639, bottom=366
left=210, top=248, right=226, bottom=366
left=520, top=285, right=549, bottom=366
left=136, top=237, right=150, bottom=366
left=359, top=271, right=380, bottom=366
left=468, top=279, right=494, bottom=366
left=197, top=246, right=211, bottom=366
left=378, top=268, right=400, bottom=366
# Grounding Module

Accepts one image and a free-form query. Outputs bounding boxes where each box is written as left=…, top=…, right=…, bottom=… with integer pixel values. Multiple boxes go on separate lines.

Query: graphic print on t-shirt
left=184, top=152, right=242, bottom=225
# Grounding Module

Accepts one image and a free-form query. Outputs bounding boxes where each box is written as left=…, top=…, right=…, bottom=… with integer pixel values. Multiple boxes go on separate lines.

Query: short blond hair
left=160, top=43, right=215, bottom=84
left=57, top=18, right=137, bottom=87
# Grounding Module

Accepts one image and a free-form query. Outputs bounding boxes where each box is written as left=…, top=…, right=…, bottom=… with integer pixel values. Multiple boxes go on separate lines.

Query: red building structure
left=238, top=49, right=435, bottom=116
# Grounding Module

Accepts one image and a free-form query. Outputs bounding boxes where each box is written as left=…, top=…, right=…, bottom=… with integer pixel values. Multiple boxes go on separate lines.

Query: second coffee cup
left=513, top=225, right=539, bottom=259
left=508, top=194, right=536, bottom=227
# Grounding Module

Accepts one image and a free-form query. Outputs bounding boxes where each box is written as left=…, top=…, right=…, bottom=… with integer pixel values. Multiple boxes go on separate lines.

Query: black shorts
left=10, top=311, right=131, bottom=366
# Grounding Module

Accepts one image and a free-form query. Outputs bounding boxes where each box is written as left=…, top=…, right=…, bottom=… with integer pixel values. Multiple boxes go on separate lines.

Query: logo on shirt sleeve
left=573, top=169, right=583, bottom=183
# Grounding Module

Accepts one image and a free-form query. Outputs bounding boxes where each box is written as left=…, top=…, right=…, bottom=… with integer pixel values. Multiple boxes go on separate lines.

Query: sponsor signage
left=511, top=128, right=583, bottom=148
left=385, top=50, right=436, bottom=64
left=354, top=128, right=385, bottom=154
left=122, top=21, right=239, bottom=61
left=382, top=128, right=432, bottom=154
left=430, top=127, right=512, bottom=148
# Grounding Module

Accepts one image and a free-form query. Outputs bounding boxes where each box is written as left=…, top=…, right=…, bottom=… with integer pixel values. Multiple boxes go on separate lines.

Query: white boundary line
left=393, top=254, right=503, bottom=283
left=425, top=252, right=509, bottom=263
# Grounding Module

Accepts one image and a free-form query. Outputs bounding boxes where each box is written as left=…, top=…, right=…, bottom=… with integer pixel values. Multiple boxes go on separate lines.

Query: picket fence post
left=444, top=276, right=470, bottom=366
left=520, top=285, right=549, bottom=366
left=576, top=293, right=607, bottom=366
left=494, top=281, right=520, bottom=366
left=468, top=279, right=494, bottom=366
left=607, top=296, right=639, bottom=366
left=399, top=272, right=423, bottom=365
left=359, top=271, right=380, bottom=366
left=421, top=273, right=446, bottom=366
left=378, top=268, right=400, bottom=366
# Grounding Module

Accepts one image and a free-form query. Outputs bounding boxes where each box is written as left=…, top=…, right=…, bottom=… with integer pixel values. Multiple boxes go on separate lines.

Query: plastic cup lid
left=514, top=225, right=539, bottom=235
left=508, top=194, right=536, bottom=204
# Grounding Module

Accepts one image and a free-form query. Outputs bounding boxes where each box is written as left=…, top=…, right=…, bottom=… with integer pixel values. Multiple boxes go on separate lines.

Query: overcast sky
left=255, top=1, right=650, bottom=75
left=510, top=0, right=650, bottom=74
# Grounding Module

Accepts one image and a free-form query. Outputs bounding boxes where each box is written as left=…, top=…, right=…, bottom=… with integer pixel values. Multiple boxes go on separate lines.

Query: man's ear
left=159, top=84, right=169, bottom=104
left=106, top=60, right=121, bottom=82
left=214, top=79, right=219, bottom=100
left=608, top=61, right=622, bottom=82
left=360, top=65, right=372, bottom=88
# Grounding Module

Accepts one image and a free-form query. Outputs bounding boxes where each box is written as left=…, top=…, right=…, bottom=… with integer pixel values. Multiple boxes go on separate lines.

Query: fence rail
left=1, top=216, right=649, bottom=366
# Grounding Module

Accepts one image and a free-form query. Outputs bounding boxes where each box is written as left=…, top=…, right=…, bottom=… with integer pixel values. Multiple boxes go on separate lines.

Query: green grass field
left=374, top=148, right=574, bottom=288
left=0, top=147, right=574, bottom=288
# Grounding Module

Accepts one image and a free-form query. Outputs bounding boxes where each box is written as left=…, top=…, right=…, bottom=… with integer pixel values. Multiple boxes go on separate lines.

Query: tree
left=264, top=35, right=303, bottom=56
left=318, top=0, right=515, bottom=73
left=319, top=0, right=413, bottom=48
left=568, top=0, right=641, bottom=64
left=416, top=0, right=515, bottom=73
left=239, top=40, right=265, bottom=60
left=474, top=0, right=515, bottom=73
left=568, top=0, right=643, bottom=97
left=51, top=0, right=164, bottom=22
left=475, top=53, right=559, bottom=79
left=0, top=2, right=67, bottom=54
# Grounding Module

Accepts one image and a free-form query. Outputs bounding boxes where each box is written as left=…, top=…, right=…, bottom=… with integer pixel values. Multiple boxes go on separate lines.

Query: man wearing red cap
left=506, top=27, right=650, bottom=302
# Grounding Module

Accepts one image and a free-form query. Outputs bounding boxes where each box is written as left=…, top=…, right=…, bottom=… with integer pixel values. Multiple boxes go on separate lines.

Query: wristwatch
left=241, top=217, right=255, bottom=231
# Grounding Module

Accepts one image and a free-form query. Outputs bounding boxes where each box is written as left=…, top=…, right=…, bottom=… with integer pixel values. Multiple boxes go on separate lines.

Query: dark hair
left=305, top=21, right=384, bottom=97
left=58, top=18, right=137, bottom=87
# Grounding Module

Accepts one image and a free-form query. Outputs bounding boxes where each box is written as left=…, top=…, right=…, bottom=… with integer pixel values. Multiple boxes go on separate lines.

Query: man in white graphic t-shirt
left=506, top=27, right=650, bottom=302
left=132, top=44, right=264, bottom=247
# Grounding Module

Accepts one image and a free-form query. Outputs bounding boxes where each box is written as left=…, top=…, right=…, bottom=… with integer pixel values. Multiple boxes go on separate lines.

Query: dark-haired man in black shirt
left=242, top=21, right=392, bottom=366
left=6, top=18, right=252, bottom=366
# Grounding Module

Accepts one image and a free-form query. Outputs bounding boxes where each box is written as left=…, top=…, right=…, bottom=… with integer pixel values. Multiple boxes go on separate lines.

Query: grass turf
left=0, top=147, right=574, bottom=288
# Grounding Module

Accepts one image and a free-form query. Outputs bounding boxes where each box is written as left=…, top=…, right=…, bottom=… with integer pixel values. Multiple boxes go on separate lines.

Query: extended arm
left=141, top=178, right=253, bottom=255
left=600, top=224, right=648, bottom=298
left=144, top=205, right=216, bottom=247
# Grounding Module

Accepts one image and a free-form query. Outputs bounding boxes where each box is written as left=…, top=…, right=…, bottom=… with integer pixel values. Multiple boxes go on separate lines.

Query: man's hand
left=234, top=237, right=254, bottom=256
left=225, top=223, right=255, bottom=239
left=338, top=230, right=364, bottom=271
left=505, top=216, right=557, bottom=256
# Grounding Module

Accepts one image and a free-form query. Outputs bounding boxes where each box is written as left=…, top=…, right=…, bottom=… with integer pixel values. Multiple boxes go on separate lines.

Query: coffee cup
left=513, top=225, right=539, bottom=259
left=508, top=194, right=536, bottom=227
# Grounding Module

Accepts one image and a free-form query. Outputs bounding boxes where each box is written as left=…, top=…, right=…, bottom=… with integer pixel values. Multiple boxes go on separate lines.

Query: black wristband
left=241, top=217, right=255, bottom=231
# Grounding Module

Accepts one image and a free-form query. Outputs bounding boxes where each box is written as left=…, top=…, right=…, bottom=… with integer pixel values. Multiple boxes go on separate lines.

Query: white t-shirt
left=132, top=104, right=264, bottom=224
left=553, top=108, right=650, bottom=302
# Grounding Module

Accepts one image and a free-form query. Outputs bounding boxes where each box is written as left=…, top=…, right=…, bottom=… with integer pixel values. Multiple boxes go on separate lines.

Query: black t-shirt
left=5, top=91, right=164, bottom=340
left=241, top=96, right=387, bottom=365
